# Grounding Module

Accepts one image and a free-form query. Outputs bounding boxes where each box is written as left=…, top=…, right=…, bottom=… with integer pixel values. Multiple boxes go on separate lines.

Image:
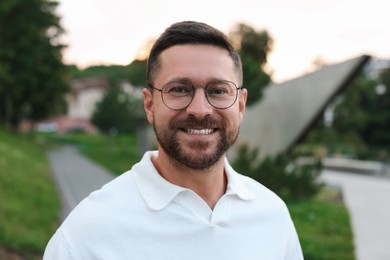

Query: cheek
left=224, top=105, right=243, bottom=124
left=152, top=106, right=178, bottom=128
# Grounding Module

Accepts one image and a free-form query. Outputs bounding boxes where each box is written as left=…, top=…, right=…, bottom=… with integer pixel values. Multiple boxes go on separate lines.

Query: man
left=44, top=21, right=303, bottom=259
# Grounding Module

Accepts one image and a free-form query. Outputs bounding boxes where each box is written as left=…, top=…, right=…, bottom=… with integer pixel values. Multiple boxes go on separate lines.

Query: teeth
left=186, top=129, right=214, bottom=135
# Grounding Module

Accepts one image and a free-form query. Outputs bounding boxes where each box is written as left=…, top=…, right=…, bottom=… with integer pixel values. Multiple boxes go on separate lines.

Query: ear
left=143, top=88, right=154, bottom=125
left=238, top=88, right=247, bottom=121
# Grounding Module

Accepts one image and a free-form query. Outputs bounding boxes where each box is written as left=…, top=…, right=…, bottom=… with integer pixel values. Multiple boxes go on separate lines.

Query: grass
left=0, top=130, right=60, bottom=259
left=287, top=189, right=355, bottom=260
left=45, top=133, right=142, bottom=175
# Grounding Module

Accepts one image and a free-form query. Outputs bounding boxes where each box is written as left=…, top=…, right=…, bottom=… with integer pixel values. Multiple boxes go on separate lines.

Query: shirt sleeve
left=43, top=229, right=74, bottom=260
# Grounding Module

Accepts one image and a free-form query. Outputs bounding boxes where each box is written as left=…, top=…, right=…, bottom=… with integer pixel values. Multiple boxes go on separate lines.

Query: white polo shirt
left=44, top=151, right=303, bottom=259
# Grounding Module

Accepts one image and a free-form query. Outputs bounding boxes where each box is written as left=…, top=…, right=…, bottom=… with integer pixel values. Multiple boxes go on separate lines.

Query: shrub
left=232, top=144, right=323, bottom=201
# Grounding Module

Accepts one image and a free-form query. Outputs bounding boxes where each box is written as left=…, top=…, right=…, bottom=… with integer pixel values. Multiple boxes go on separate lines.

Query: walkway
left=47, top=146, right=115, bottom=219
left=321, top=170, right=390, bottom=260
left=47, top=146, right=390, bottom=259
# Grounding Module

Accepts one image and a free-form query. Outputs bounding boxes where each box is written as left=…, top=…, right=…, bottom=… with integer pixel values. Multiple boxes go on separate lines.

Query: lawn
left=288, top=192, right=355, bottom=260
left=46, top=132, right=141, bottom=175
left=0, top=130, right=60, bottom=259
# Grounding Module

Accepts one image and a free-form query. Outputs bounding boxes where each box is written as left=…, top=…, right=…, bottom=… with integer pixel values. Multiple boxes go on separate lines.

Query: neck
left=152, top=150, right=227, bottom=209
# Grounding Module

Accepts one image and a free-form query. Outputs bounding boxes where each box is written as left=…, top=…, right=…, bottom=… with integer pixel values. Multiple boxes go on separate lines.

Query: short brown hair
left=146, top=21, right=242, bottom=86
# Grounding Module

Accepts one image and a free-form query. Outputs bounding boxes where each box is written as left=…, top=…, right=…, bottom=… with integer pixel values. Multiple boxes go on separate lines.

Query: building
left=66, top=77, right=109, bottom=120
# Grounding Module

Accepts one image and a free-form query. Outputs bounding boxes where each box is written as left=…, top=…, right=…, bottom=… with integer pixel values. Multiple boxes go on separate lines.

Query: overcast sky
left=57, top=0, right=390, bottom=82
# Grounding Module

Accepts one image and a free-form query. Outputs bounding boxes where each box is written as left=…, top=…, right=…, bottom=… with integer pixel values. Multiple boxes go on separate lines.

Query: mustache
left=170, top=116, right=224, bottom=129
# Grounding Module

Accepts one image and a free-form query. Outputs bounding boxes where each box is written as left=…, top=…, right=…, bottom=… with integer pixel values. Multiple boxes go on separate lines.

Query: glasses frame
left=148, top=80, right=243, bottom=110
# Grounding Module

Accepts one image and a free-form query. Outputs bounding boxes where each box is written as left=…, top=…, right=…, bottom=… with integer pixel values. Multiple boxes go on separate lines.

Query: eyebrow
left=165, top=77, right=231, bottom=85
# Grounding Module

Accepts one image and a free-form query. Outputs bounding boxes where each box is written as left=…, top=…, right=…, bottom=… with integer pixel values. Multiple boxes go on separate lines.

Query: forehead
left=156, top=44, right=237, bottom=84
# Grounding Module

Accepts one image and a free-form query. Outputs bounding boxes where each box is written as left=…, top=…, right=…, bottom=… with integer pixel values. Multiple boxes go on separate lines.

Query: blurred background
left=0, top=0, right=389, bottom=259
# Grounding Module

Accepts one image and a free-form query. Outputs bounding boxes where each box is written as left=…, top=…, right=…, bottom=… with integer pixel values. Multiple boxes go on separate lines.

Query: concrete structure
left=233, top=55, right=371, bottom=159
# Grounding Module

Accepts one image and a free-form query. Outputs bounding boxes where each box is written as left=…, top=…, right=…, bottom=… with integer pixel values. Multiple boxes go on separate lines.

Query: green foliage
left=0, top=0, right=69, bottom=129
left=128, top=59, right=147, bottom=86
left=47, top=133, right=141, bottom=175
left=229, top=23, right=273, bottom=106
left=305, top=72, right=389, bottom=159
left=232, top=144, right=323, bottom=201
left=303, top=126, right=369, bottom=159
left=288, top=197, right=355, bottom=260
left=230, top=23, right=272, bottom=64
left=241, top=54, right=271, bottom=105
left=362, top=67, right=390, bottom=147
left=0, top=130, right=60, bottom=257
left=333, top=75, right=377, bottom=134
left=69, top=64, right=129, bottom=82
left=68, top=59, right=147, bottom=87
left=91, top=84, right=146, bottom=134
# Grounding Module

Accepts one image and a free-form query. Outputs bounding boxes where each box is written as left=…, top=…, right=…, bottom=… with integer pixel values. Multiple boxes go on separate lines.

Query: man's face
left=143, top=44, right=247, bottom=170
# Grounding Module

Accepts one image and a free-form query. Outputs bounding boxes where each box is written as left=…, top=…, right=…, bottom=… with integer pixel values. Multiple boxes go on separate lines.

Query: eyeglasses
left=148, top=80, right=243, bottom=110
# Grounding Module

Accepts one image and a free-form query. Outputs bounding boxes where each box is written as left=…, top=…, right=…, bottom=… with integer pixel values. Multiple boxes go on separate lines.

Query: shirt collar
left=224, top=157, right=258, bottom=200
left=132, top=151, right=258, bottom=211
left=132, top=151, right=186, bottom=211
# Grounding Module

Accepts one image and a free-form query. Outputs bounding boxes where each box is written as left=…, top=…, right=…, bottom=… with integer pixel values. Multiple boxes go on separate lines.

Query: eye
left=163, top=82, right=192, bottom=97
left=207, top=82, right=234, bottom=97
left=208, top=87, right=226, bottom=96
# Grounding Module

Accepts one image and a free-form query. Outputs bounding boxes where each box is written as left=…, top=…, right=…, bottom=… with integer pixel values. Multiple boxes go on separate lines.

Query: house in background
left=66, top=77, right=108, bottom=120
left=66, top=77, right=143, bottom=120
left=20, top=77, right=109, bottom=134
left=21, top=77, right=143, bottom=134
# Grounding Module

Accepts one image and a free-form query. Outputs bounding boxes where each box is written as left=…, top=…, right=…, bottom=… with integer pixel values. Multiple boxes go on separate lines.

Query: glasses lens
left=206, top=81, right=238, bottom=109
left=162, top=81, right=193, bottom=110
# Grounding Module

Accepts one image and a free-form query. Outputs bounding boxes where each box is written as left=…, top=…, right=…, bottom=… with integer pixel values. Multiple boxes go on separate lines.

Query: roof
left=233, top=55, right=371, bottom=159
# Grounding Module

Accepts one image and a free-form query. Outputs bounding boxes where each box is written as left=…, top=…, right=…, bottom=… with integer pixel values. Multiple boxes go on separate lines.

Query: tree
left=69, top=64, right=129, bottom=82
left=0, top=0, right=68, bottom=130
left=68, top=59, right=147, bottom=87
left=361, top=67, right=390, bottom=147
left=91, top=84, right=146, bottom=134
left=332, top=75, right=376, bottom=134
left=229, top=23, right=273, bottom=106
left=128, top=59, right=147, bottom=87
left=302, top=71, right=389, bottom=159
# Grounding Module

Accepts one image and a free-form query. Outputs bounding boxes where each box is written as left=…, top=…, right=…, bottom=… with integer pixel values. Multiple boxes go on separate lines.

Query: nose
left=185, top=87, right=213, bottom=118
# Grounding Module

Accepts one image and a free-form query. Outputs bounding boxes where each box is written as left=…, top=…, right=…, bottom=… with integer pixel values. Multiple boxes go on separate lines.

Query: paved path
left=47, top=146, right=390, bottom=259
left=47, top=146, right=115, bottom=219
left=321, top=170, right=390, bottom=260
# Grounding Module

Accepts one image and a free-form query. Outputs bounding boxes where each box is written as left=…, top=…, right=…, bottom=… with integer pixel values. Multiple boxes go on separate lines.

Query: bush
left=232, top=144, right=323, bottom=201
left=91, top=84, right=146, bottom=134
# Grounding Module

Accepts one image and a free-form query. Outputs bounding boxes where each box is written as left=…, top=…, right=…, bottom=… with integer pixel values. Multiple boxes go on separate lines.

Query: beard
left=153, top=115, right=239, bottom=170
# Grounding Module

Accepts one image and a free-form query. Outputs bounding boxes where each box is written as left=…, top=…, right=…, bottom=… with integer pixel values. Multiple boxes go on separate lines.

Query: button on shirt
left=44, top=151, right=304, bottom=260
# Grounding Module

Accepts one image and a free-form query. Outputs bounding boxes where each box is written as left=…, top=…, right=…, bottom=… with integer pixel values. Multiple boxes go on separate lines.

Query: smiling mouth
left=183, top=128, right=216, bottom=135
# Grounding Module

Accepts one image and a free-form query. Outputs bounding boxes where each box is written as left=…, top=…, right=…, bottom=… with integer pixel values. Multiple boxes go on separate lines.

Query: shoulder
left=225, top=159, right=285, bottom=204
left=59, top=170, right=134, bottom=225
left=238, top=173, right=287, bottom=205
left=225, top=161, right=290, bottom=216
left=63, top=151, right=157, bottom=223
left=44, top=169, right=145, bottom=258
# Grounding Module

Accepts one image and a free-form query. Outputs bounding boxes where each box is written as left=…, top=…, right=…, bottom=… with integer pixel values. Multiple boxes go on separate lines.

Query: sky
left=56, top=0, right=390, bottom=83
